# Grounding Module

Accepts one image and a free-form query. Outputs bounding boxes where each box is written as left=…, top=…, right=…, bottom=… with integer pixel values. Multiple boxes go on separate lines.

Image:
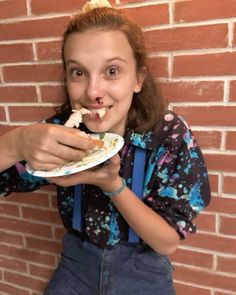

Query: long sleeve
left=0, top=161, right=48, bottom=197
left=143, top=112, right=211, bottom=239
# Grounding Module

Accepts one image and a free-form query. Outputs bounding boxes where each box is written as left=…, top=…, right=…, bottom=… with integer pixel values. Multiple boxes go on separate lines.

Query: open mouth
left=86, top=107, right=109, bottom=119
left=64, top=107, right=109, bottom=128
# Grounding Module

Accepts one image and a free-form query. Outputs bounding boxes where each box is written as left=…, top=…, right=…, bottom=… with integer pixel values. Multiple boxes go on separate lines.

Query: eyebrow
left=66, top=57, right=127, bottom=66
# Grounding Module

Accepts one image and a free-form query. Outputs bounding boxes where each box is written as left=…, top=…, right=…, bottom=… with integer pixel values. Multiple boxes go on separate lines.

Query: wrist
left=103, top=177, right=126, bottom=198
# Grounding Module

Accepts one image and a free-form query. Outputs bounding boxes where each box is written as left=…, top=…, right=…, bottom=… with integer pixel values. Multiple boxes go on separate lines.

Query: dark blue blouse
left=0, top=111, right=211, bottom=248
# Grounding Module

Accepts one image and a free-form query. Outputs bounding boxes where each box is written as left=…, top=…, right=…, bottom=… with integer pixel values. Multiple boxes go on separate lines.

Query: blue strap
left=72, top=148, right=146, bottom=243
left=72, top=184, right=82, bottom=231
left=128, top=148, right=146, bottom=243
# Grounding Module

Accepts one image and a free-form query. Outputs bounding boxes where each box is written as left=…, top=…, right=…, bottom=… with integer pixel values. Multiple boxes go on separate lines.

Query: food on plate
left=64, top=107, right=107, bottom=128
left=64, top=107, right=107, bottom=148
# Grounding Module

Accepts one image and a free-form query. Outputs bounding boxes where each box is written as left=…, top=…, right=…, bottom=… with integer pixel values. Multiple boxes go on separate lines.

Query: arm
left=0, top=123, right=95, bottom=173
left=111, top=180, right=180, bottom=255
left=0, top=122, right=96, bottom=196
left=0, top=127, right=25, bottom=172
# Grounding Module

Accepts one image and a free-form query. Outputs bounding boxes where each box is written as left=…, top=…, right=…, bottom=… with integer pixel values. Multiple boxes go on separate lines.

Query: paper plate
left=26, top=133, right=124, bottom=177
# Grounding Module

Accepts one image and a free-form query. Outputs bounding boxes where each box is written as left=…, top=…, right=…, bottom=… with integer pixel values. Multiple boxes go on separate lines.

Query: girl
left=0, top=1, right=211, bottom=294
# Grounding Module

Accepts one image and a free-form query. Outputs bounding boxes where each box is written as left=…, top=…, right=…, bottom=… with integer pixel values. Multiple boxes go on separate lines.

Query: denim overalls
left=44, top=148, right=176, bottom=295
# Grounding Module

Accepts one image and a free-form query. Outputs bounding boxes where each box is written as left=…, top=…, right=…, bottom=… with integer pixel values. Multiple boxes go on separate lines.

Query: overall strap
left=72, top=184, right=83, bottom=231
left=72, top=148, right=147, bottom=243
left=128, top=147, right=146, bottom=243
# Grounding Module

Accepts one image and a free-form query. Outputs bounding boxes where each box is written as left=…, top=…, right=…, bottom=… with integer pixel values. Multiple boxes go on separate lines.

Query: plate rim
left=26, top=133, right=124, bottom=177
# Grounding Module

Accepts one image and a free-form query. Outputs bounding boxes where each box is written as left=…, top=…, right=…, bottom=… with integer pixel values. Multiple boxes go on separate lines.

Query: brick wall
left=0, top=0, right=235, bottom=294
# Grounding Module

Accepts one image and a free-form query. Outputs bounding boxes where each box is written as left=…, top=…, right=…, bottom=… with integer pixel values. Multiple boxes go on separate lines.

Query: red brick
left=173, top=106, right=236, bottom=127
left=4, top=271, right=46, bottom=291
left=40, top=85, right=64, bottom=103
left=0, top=17, right=69, bottom=41
left=0, top=43, right=33, bottom=63
left=185, top=232, right=236, bottom=255
left=29, top=264, right=54, bottom=279
left=125, top=4, right=169, bottom=27
left=0, top=86, right=37, bottom=103
left=174, top=264, right=236, bottom=292
left=26, top=237, right=62, bottom=253
left=217, top=256, right=236, bottom=274
left=160, top=81, right=224, bottom=103
left=174, top=283, right=211, bottom=295
left=229, top=80, right=236, bottom=101
left=0, top=0, right=27, bottom=19
left=54, top=227, right=66, bottom=241
left=147, top=56, right=168, bottom=78
left=175, top=0, right=236, bottom=22
left=219, top=216, right=236, bottom=236
left=0, top=244, right=56, bottom=266
left=9, top=106, right=55, bottom=122
left=173, top=52, right=236, bottom=77
left=31, top=0, right=85, bottom=14
left=0, top=107, right=6, bottom=121
left=0, top=202, right=20, bottom=217
left=0, top=216, right=53, bottom=238
left=226, top=131, right=236, bottom=150
left=208, top=196, right=236, bottom=214
left=170, top=248, right=213, bottom=269
left=3, top=63, right=62, bottom=83
left=0, top=282, right=29, bottom=295
left=0, top=256, right=27, bottom=272
left=204, top=154, right=236, bottom=173
left=208, top=174, right=219, bottom=194
left=0, top=230, right=23, bottom=246
left=195, top=213, right=216, bottom=232
left=22, top=207, right=61, bottom=225
left=36, top=41, right=62, bottom=61
left=8, top=191, right=50, bottom=207
left=193, top=131, right=221, bottom=149
left=223, top=175, right=236, bottom=194
left=145, top=24, right=227, bottom=52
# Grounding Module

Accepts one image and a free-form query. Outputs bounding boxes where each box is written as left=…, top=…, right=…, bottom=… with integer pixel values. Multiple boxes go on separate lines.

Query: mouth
left=83, top=107, right=110, bottom=120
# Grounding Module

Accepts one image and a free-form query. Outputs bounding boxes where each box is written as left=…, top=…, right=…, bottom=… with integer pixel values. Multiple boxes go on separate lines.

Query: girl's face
left=64, top=29, right=145, bottom=136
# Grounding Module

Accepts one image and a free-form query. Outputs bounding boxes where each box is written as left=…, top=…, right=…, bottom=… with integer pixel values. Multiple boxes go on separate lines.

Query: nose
left=86, top=75, right=104, bottom=102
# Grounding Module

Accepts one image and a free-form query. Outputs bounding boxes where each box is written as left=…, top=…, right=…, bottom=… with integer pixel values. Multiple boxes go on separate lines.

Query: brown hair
left=59, top=7, right=164, bottom=133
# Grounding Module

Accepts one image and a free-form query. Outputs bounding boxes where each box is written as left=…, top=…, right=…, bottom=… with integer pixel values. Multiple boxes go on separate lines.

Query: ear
left=134, top=66, right=147, bottom=93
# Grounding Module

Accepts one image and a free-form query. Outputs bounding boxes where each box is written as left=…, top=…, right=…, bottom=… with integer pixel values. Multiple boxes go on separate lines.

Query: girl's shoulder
left=151, top=110, right=193, bottom=147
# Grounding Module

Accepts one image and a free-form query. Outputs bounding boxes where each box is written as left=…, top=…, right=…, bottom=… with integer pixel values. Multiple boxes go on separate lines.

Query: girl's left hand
left=48, top=154, right=123, bottom=192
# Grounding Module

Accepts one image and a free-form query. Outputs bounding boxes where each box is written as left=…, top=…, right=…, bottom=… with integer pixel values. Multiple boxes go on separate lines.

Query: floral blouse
left=0, top=111, right=211, bottom=249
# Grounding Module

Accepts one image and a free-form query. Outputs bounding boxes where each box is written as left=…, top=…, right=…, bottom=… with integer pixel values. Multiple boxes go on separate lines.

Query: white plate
left=26, top=133, right=124, bottom=177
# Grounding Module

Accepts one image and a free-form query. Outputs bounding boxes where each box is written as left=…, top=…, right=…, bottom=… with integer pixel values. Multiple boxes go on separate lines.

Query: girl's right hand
left=17, top=123, right=95, bottom=171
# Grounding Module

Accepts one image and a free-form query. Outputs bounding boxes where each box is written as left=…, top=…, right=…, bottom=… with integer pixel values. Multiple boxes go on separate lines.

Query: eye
left=105, top=66, right=120, bottom=78
left=69, top=68, right=84, bottom=80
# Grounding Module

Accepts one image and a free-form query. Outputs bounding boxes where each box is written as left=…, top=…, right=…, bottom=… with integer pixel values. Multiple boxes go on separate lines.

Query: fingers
left=56, top=127, right=95, bottom=150
left=48, top=169, right=92, bottom=187
left=48, top=154, right=121, bottom=187
left=107, top=154, right=121, bottom=166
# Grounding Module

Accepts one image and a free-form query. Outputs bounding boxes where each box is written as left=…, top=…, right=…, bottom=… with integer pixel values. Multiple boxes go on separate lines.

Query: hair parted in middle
left=59, top=6, right=164, bottom=133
